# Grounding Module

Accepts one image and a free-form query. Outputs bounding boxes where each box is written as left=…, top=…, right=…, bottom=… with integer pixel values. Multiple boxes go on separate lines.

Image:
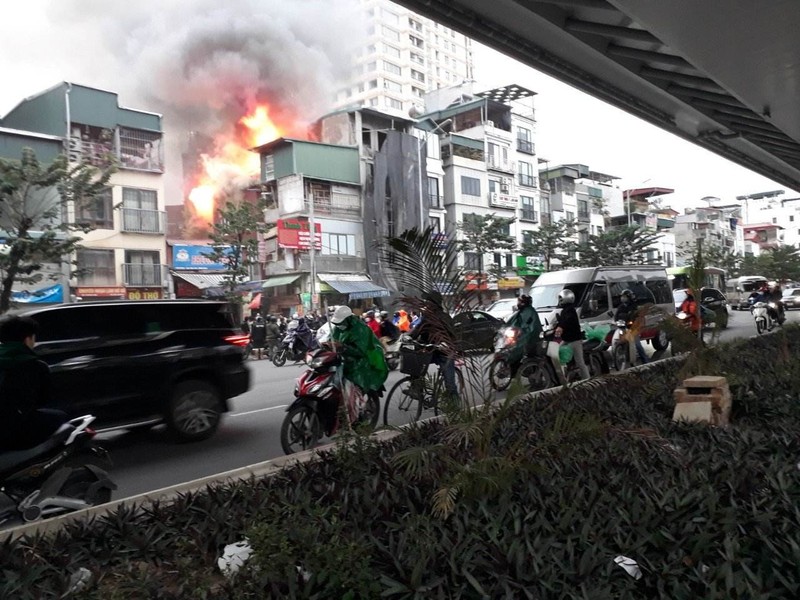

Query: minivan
left=528, top=266, right=674, bottom=350
left=726, top=276, right=768, bottom=310
left=14, top=300, right=251, bottom=442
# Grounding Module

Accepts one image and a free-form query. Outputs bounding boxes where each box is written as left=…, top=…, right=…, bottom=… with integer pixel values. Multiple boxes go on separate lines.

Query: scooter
left=280, top=346, right=380, bottom=454
left=0, top=415, right=116, bottom=525
left=489, top=326, right=523, bottom=391
left=750, top=301, right=776, bottom=335
left=383, top=336, right=402, bottom=371
left=610, top=319, right=648, bottom=371
left=272, top=322, right=318, bottom=367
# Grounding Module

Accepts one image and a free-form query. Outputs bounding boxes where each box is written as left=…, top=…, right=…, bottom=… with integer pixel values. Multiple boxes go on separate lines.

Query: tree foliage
left=740, top=246, right=800, bottom=282
left=0, top=148, right=114, bottom=313
left=204, top=198, right=267, bottom=308
left=572, top=225, right=663, bottom=267
left=458, top=213, right=516, bottom=302
left=519, top=219, right=577, bottom=271
left=679, top=241, right=740, bottom=276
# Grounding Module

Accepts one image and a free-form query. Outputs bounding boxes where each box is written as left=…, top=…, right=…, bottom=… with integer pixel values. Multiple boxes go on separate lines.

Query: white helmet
left=292, top=312, right=300, bottom=320
left=330, top=305, right=353, bottom=325
left=558, top=289, right=575, bottom=305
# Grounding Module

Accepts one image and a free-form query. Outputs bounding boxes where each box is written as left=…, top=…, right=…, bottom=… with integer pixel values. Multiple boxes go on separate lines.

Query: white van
left=529, top=266, right=674, bottom=350
left=726, top=276, right=767, bottom=310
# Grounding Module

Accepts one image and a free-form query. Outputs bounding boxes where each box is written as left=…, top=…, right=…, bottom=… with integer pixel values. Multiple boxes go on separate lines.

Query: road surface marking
left=230, top=405, right=288, bottom=417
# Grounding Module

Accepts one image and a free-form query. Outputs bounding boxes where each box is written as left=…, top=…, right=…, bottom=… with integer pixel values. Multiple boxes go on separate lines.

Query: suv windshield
left=530, top=283, right=588, bottom=311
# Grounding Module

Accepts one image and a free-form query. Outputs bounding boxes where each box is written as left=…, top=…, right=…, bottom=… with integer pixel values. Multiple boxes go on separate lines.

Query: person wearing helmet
left=364, top=310, right=381, bottom=337
left=614, top=289, right=649, bottom=365
left=767, top=281, right=786, bottom=323
left=292, top=312, right=316, bottom=352
left=249, top=314, right=267, bottom=359
left=506, top=294, right=542, bottom=374
left=330, top=306, right=388, bottom=422
left=377, top=309, right=400, bottom=349
left=679, top=288, right=702, bottom=341
left=409, top=290, right=459, bottom=397
left=550, top=288, right=590, bottom=383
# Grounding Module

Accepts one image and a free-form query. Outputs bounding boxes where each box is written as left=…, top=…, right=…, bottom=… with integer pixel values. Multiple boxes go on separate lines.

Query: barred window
left=77, top=249, right=116, bottom=286
left=76, top=187, right=114, bottom=229
left=118, top=128, right=163, bottom=172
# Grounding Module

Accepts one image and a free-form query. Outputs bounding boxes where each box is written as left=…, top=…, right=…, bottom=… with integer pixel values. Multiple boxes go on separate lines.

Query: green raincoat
left=331, top=316, right=389, bottom=392
left=507, top=304, right=542, bottom=362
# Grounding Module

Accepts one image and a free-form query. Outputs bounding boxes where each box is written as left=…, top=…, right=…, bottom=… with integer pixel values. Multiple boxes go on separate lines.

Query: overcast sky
left=1, top=1, right=795, bottom=212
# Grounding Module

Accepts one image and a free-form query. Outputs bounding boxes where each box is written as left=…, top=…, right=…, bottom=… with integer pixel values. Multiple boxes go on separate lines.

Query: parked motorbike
left=383, top=336, right=402, bottom=371
left=280, top=346, right=381, bottom=454
left=272, top=321, right=318, bottom=367
left=0, top=415, right=116, bottom=525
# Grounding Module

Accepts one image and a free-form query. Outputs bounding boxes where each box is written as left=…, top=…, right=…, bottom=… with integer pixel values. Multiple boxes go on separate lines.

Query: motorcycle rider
left=365, top=310, right=381, bottom=337
left=506, top=294, right=542, bottom=375
left=249, top=314, right=267, bottom=359
left=0, top=315, right=68, bottom=451
left=679, top=288, right=703, bottom=342
left=377, top=310, right=400, bottom=350
left=330, top=306, right=388, bottom=423
left=293, top=313, right=316, bottom=353
left=768, top=281, right=786, bottom=323
left=614, top=289, right=649, bottom=364
left=549, top=289, right=590, bottom=383
left=265, top=316, right=281, bottom=359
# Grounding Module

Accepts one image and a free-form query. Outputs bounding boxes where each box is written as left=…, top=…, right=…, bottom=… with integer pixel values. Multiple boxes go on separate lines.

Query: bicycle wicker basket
left=399, top=344, right=434, bottom=378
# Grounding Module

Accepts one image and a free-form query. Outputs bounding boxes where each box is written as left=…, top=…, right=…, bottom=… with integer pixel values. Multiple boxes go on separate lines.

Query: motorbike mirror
left=606, top=310, right=614, bottom=317
left=703, top=297, right=714, bottom=303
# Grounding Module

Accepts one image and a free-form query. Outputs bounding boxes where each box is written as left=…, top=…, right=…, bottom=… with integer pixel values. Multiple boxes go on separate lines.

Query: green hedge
left=2, top=328, right=800, bottom=599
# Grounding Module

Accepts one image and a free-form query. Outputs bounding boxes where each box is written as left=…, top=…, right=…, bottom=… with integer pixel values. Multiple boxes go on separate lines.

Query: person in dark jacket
left=249, top=315, right=267, bottom=359
left=409, top=291, right=458, bottom=397
left=0, top=315, right=67, bottom=450
left=550, top=289, right=590, bottom=382
left=264, top=317, right=281, bottom=358
left=614, top=289, right=648, bottom=364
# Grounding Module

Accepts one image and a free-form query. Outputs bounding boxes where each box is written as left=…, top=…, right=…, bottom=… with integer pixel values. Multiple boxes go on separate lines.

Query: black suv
left=17, top=300, right=250, bottom=442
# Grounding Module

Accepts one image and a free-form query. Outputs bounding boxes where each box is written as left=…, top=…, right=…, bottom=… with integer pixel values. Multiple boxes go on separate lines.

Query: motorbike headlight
left=615, top=320, right=627, bottom=327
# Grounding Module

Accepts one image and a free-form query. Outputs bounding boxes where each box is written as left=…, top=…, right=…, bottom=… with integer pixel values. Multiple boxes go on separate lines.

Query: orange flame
left=187, top=104, right=287, bottom=226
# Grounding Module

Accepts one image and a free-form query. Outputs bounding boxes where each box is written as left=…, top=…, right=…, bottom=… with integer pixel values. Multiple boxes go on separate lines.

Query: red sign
left=277, top=219, right=322, bottom=250
left=76, top=286, right=126, bottom=298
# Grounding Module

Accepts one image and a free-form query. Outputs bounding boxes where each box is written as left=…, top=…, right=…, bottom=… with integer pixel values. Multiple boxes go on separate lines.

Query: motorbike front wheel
left=613, top=343, right=631, bottom=372
left=518, top=360, right=552, bottom=391
left=272, top=348, right=287, bottom=367
left=280, top=405, right=322, bottom=455
left=489, top=358, right=512, bottom=391
left=756, top=318, right=766, bottom=335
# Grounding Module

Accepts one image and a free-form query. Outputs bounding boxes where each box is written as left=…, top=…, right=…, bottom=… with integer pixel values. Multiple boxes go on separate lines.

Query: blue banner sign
left=12, top=283, right=64, bottom=304
left=172, top=244, right=231, bottom=270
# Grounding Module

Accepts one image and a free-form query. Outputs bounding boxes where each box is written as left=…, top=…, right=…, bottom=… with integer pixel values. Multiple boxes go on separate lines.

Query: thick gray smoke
left=44, top=0, right=365, bottom=204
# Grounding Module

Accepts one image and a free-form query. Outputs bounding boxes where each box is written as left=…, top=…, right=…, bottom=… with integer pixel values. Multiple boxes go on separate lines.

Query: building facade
left=0, top=82, right=167, bottom=301
left=335, top=0, right=474, bottom=118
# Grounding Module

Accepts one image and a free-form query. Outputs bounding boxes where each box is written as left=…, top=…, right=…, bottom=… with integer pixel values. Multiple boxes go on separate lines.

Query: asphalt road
left=103, top=308, right=797, bottom=500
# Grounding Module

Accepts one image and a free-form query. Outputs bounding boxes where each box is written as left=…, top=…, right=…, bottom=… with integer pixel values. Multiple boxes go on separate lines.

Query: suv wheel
left=652, top=328, right=670, bottom=352
left=167, top=380, right=222, bottom=442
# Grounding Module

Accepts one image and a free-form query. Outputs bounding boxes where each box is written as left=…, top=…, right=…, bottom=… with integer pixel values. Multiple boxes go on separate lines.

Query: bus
left=666, top=266, right=726, bottom=292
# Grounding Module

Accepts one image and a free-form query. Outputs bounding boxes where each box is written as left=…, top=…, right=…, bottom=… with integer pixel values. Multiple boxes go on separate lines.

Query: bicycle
left=382, top=341, right=466, bottom=426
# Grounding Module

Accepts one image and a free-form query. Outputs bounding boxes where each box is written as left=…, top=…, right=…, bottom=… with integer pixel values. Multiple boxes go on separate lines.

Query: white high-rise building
left=335, top=0, right=474, bottom=117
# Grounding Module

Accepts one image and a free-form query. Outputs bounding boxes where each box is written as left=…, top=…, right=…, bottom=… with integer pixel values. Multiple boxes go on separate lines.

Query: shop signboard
left=277, top=219, right=322, bottom=250
left=172, top=244, right=231, bottom=270
left=126, top=288, right=163, bottom=300
left=516, top=255, right=545, bottom=277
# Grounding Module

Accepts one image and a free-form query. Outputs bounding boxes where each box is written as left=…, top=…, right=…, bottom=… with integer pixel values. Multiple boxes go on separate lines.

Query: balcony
left=520, top=209, right=538, bottom=223
left=577, top=210, right=591, bottom=222
left=518, top=174, right=537, bottom=188
left=487, top=155, right=515, bottom=173
left=122, top=263, right=165, bottom=287
left=121, top=208, right=166, bottom=234
left=305, top=192, right=361, bottom=218
left=428, top=194, right=443, bottom=209
left=516, top=138, right=534, bottom=154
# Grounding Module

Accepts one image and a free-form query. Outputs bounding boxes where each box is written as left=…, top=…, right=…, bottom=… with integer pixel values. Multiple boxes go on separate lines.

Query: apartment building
left=674, top=205, right=742, bottom=263
left=0, top=83, right=167, bottom=301
left=336, top=0, right=474, bottom=117
left=734, top=191, right=800, bottom=250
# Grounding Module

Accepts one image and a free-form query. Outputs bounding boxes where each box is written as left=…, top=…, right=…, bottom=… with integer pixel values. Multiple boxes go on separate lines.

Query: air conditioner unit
left=500, top=182, right=510, bottom=194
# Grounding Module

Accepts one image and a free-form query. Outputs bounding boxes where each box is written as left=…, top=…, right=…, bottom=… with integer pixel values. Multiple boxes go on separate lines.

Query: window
left=76, top=187, right=113, bottom=229
left=322, top=233, right=355, bottom=256
left=384, top=79, right=402, bottom=93
left=122, top=187, right=161, bottom=233
left=410, top=69, right=425, bottom=82
left=429, top=217, right=441, bottom=232
left=520, top=195, right=537, bottom=222
left=517, top=127, right=533, bottom=153
left=366, top=61, right=377, bottom=72
left=506, top=254, right=513, bottom=269
left=369, top=97, right=379, bottom=107
left=409, top=35, right=424, bottom=48
left=383, top=60, right=401, bottom=76
left=77, top=249, right=115, bottom=286
left=410, top=52, right=424, bottom=65
left=464, top=252, right=480, bottom=270
left=368, top=79, right=378, bottom=89
left=366, top=44, right=376, bottom=55
left=412, top=86, right=424, bottom=98
left=383, top=44, right=401, bottom=58
left=518, top=161, right=535, bottom=187
left=382, top=26, right=400, bottom=41
left=566, top=211, right=575, bottom=221
left=540, top=196, right=551, bottom=214
left=382, top=8, right=399, bottom=24
left=578, top=199, right=590, bottom=220
left=427, top=177, right=441, bottom=208
left=580, top=283, right=608, bottom=318
left=124, top=250, right=161, bottom=286
left=409, top=18, right=423, bottom=31
left=461, top=176, right=481, bottom=196
left=387, top=98, right=403, bottom=110
left=118, top=128, right=163, bottom=171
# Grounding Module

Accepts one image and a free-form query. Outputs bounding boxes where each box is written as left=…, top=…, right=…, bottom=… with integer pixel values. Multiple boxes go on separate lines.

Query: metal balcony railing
left=121, top=208, right=166, bottom=234
left=577, top=210, right=591, bottom=221
left=520, top=209, right=538, bottom=222
left=122, top=263, right=164, bottom=287
left=518, top=174, right=536, bottom=188
left=428, top=194, right=443, bottom=209
left=516, top=138, right=534, bottom=154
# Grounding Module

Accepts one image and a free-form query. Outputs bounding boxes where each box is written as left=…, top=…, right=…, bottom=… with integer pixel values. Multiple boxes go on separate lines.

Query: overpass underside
left=396, top=0, right=800, bottom=191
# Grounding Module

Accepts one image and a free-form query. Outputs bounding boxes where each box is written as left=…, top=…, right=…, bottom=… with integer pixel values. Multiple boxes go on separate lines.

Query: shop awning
left=317, top=273, right=390, bottom=300
left=262, top=274, right=301, bottom=289
left=172, top=273, right=228, bottom=289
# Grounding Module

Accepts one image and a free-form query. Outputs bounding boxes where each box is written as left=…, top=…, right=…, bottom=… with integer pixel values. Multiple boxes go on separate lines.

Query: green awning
left=261, top=274, right=301, bottom=289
